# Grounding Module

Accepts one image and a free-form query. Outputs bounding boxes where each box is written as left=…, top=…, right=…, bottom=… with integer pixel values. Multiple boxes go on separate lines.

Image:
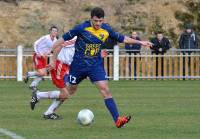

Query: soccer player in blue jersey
left=31, top=7, right=152, bottom=128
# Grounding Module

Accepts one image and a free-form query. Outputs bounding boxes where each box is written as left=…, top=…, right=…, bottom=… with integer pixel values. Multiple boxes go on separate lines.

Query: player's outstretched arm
left=123, top=36, right=153, bottom=47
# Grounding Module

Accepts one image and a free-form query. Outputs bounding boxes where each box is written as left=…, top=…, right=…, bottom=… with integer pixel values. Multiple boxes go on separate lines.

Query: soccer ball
left=77, top=109, right=94, bottom=126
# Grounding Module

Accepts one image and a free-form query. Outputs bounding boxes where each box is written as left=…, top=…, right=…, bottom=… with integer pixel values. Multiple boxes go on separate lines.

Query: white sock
left=30, top=76, right=43, bottom=87
left=44, top=99, right=63, bottom=115
left=37, top=90, right=60, bottom=100
left=27, top=71, right=37, bottom=77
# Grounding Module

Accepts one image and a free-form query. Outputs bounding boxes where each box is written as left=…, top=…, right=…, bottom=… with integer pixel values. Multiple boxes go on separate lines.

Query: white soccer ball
left=77, top=109, right=94, bottom=126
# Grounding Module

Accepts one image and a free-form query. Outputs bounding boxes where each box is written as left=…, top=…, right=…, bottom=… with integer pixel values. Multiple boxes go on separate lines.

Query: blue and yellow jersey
left=62, top=20, right=124, bottom=66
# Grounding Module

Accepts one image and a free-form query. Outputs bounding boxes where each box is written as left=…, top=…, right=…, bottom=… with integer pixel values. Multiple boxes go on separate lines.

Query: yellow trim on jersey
left=84, top=27, right=109, bottom=42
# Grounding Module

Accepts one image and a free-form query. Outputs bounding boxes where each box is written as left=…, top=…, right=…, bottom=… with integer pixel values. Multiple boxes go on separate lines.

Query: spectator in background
left=125, top=31, right=141, bottom=79
left=150, top=31, right=171, bottom=55
left=179, top=24, right=198, bottom=79
left=125, top=31, right=141, bottom=55
left=179, top=23, right=198, bottom=53
left=150, top=31, right=171, bottom=77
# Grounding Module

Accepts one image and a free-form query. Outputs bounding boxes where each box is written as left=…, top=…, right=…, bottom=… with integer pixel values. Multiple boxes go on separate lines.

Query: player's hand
left=159, top=48, right=163, bottom=52
left=101, top=50, right=108, bottom=58
left=140, top=41, right=153, bottom=48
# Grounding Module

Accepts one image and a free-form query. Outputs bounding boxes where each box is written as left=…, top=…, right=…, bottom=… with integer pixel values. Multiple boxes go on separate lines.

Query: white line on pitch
left=0, top=128, right=25, bottom=139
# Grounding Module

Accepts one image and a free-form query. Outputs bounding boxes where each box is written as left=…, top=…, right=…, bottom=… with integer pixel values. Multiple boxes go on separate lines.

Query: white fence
left=0, top=45, right=200, bottom=81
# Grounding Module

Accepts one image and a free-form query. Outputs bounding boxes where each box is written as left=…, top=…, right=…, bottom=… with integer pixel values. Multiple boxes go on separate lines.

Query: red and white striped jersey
left=57, top=36, right=77, bottom=65
left=34, top=34, right=57, bottom=56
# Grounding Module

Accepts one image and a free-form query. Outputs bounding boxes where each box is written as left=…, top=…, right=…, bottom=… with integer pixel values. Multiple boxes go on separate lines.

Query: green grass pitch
left=0, top=80, right=200, bottom=139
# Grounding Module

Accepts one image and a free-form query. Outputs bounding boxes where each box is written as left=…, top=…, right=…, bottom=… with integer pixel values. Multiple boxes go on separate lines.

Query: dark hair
left=49, top=26, right=58, bottom=31
left=91, top=7, right=105, bottom=18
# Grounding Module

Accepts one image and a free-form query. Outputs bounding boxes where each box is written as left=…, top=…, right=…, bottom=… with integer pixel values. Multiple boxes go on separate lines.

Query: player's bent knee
left=100, top=86, right=110, bottom=94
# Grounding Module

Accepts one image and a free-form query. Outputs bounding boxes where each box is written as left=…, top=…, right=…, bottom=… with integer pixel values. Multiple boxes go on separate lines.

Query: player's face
left=50, top=28, right=58, bottom=38
left=91, top=16, right=104, bottom=30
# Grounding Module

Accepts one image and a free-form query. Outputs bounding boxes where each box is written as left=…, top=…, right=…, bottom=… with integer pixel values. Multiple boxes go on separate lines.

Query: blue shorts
left=64, top=64, right=107, bottom=85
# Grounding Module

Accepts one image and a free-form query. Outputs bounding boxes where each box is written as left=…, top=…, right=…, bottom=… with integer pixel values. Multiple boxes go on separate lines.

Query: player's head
left=49, top=26, right=58, bottom=38
left=90, top=7, right=105, bottom=30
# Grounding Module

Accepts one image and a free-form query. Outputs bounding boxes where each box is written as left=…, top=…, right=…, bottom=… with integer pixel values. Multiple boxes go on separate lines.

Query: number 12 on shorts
left=69, top=75, right=77, bottom=84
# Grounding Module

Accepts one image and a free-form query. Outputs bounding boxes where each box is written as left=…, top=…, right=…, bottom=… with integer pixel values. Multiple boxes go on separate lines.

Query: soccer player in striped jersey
left=30, top=37, right=77, bottom=119
left=24, top=26, right=58, bottom=90
left=50, top=7, right=152, bottom=127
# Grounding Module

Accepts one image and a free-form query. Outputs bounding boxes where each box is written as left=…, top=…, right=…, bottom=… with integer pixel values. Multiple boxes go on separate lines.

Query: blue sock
left=104, top=98, right=119, bottom=122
